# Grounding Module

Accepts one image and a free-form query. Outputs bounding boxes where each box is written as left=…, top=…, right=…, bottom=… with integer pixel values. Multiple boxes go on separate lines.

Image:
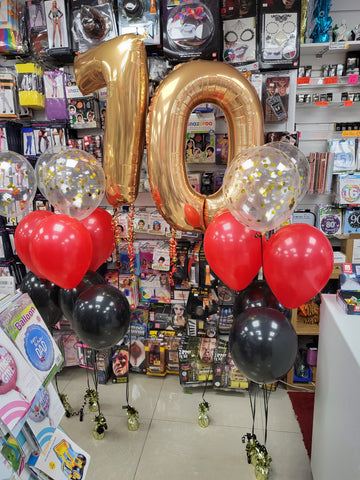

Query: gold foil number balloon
left=0, top=151, right=37, bottom=218
left=40, top=148, right=105, bottom=220
left=147, top=60, right=264, bottom=233
left=74, top=34, right=148, bottom=207
left=223, top=145, right=301, bottom=232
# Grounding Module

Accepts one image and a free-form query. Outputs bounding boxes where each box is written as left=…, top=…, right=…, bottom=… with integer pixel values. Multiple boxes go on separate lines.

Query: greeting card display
left=0, top=327, right=41, bottom=435
left=258, top=0, right=301, bottom=70
left=162, top=0, right=222, bottom=61
left=27, top=426, right=90, bottom=480
left=0, top=293, right=63, bottom=386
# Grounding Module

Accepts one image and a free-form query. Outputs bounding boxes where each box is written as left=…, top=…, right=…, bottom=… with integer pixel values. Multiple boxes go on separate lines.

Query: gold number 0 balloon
left=147, top=60, right=264, bottom=233
left=74, top=34, right=148, bottom=207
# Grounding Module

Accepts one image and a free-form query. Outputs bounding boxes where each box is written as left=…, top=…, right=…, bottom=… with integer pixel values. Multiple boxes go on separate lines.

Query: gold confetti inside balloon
left=266, top=141, right=310, bottom=202
left=40, top=148, right=105, bottom=220
left=223, top=145, right=301, bottom=232
left=0, top=151, right=37, bottom=218
left=35, top=145, right=66, bottom=198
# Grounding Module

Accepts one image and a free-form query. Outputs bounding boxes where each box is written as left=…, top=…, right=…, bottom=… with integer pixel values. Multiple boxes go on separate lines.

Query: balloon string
left=255, top=233, right=264, bottom=269
left=263, top=386, right=271, bottom=445
left=126, top=204, right=136, bottom=281
left=248, top=382, right=257, bottom=436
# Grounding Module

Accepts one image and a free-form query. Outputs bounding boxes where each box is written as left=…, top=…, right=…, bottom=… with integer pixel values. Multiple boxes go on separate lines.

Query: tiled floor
left=57, top=367, right=313, bottom=480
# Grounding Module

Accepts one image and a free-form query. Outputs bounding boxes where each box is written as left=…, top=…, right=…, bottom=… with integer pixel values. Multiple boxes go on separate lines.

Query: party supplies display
left=118, top=0, right=161, bottom=45
left=329, top=139, right=356, bottom=173
left=27, top=426, right=90, bottom=480
left=0, top=325, right=42, bottom=435
left=43, top=70, right=67, bottom=120
left=72, top=0, right=118, bottom=53
left=161, top=0, right=222, bottom=61
left=0, top=293, right=63, bottom=386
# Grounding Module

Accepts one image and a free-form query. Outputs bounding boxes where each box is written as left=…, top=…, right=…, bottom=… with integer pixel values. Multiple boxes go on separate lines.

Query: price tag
left=324, top=77, right=338, bottom=85
left=329, top=42, right=349, bottom=50
left=344, top=100, right=353, bottom=106
left=348, top=74, right=358, bottom=84
left=315, top=101, right=328, bottom=106
left=297, top=77, right=310, bottom=85
left=342, top=130, right=360, bottom=137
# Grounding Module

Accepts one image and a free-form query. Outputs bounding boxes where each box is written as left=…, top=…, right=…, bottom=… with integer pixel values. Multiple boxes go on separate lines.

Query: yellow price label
left=342, top=130, right=360, bottom=137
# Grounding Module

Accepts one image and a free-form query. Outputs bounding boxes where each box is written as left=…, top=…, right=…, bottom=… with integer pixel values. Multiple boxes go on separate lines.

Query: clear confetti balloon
left=0, top=151, right=37, bottom=218
left=223, top=145, right=301, bottom=232
left=39, top=148, right=105, bottom=220
left=35, top=145, right=66, bottom=198
left=267, top=142, right=310, bottom=202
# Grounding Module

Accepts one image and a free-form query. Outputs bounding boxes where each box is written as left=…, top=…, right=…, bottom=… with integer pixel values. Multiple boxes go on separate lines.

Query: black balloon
left=58, top=271, right=105, bottom=324
left=229, top=307, right=298, bottom=384
left=20, top=272, right=62, bottom=329
left=73, top=284, right=130, bottom=350
left=233, top=279, right=292, bottom=321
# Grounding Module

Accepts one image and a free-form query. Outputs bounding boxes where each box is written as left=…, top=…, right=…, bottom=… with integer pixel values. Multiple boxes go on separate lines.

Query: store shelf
left=297, top=76, right=360, bottom=88
left=292, top=313, right=319, bottom=336
left=286, top=366, right=316, bottom=392
left=300, top=41, right=360, bottom=57
left=296, top=101, right=359, bottom=108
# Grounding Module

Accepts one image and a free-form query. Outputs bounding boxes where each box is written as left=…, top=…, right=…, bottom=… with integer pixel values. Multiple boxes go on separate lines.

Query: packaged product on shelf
left=139, top=241, right=155, bottom=274
left=27, top=426, right=91, bottom=480
left=118, top=243, right=140, bottom=275
left=317, top=205, right=342, bottom=237
left=223, top=15, right=257, bottom=68
left=265, top=131, right=299, bottom=146
left=52, top=330, right=79, bottom=367
left=218, top=306, right=233, bottom=334
left=25, top=383, right=65, bottom=453
left=21, top=126, right=36, bottom=157
left=172, top=242, right=190, bottom=288
left=215, top=134, right=228, bottom=165
left=43, top=69, right=68, bottom=120
left=71, top=0, right=118, bottom=53
left=148, top=209, right=169, bottom=235
left=0, top=121, right=22, bottom=153
left=148, top=303, right=172, bottom=331
left=0, top=293, right=63, bottom=386
left=188, top=172, right=202, bottom=192
left=258, top=0, right=301, bottom=70
left=0, top=0, right=27, bottom=55
left=32, top=123, right=52, bottom=155
left=139, top=271, right=171, bottom=303
left=336, top=263, right=360, bottom=314
left=329, top=139, right=356, bottom=172
left=0, top=431, right=29, bottom=478
left=152, top=241, right=170, bottom=271
left=170, top=301, right=187, bottom=330
left=337, top=174, right=360, bottom=205
left=76, top=342, right=96, bottom=369
left=43, top=0, right=72, bottom=55
left=110, top=344, right=129, bottom=383
left=343, top=208, right=360, bottom=234
left=50, top=124, right=67, bottom=148
left=134, top=208, right=150, bottom=233
left=118, top=0, right=161, bottom=45
left=16, top=63, right=45, bottom=110
left=178, top=335, right=214, bottom=387
left=263, top=74, right=290, bottom=122
left=212, top=339, right=248, bottom=391
left=104, top=272, right=139, bottom=308
left=161, top=0, right=222, bottom=61
left=66, top=82, right=100, bottom=129
left=186, top=112, right=216, bottom=163
left=0, top=323, right=42, bottom=435
left=165, top=335, right=181, bottom=374
left=216, top=281, right=235, bottom=305
left=96, top=349, right=112, bottom=384
left=0, top=72, right=19, bottom=119
left=145, top=337, right=166, bottom=376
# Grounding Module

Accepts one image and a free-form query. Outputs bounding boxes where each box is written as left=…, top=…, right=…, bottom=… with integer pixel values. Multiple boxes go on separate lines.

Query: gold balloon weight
left=198, top=401, right=210, bottom=428
left=93, top=414, right=108, bottom=440
left=126, top=405, right=139, bottom=431
left=85, top=388, right=99, bottom=413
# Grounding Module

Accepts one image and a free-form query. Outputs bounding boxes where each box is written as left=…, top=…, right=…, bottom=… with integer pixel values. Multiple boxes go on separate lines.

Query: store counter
left=311, top=294, right=360, bottom=480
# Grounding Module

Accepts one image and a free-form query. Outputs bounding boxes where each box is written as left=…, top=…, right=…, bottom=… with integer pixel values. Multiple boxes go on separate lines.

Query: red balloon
left=203, top=211, right=263, bottom=291
left=30, top=215, right=93, bottom=289
left=14, top=210, right=53, bottom=277
left=263, top=224, right=334, bottom=309
left=80, top=208, right=115, bottom=271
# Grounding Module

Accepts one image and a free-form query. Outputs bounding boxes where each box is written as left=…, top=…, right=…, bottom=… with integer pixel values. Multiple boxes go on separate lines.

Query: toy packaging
left=161, top=0, right=222, bottom=61
left=186, top=112, right=216, bottom=163
left=258, top=0, right=301, bottom=70
left=118, top=0, right=161, bottom=45
left=72, top=0, right=118, bottom=53
left=0, top=292, right=63, bottom=386
left=27, top=426, right=90, bottom=479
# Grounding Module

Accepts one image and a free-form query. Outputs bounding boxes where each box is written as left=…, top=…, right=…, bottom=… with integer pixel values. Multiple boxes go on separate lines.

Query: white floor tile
left=56, top=369, right=313, bottom=480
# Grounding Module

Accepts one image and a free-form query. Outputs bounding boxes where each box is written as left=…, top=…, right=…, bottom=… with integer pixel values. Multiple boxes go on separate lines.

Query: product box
left=27, top=426, right=90, bottom=480
left=0, top=293, right=63, bottom=386
left=337, top=263, right=360, bottom=315
left=145, top=337, right=166, bottom=376
left=223, top=16, right=257, bottom=68
left=344, top=208, right=360, bottom=234
left=178, top=335, right=215, bottom=387
left=337, top=174, right=360, bottom=205
left=317, top=205, right=342, bottom=237
left=139, top=273, right=171, bottom=303
left=212, top=339, right=248, bottom=391
left=118, top=0, right=161, bottom=45
left=186, top=112, right=216, bottom=163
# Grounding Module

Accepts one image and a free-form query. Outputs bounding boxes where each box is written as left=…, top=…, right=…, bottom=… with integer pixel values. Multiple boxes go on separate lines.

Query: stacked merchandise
left=0, top=292, right=90, bottom=479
